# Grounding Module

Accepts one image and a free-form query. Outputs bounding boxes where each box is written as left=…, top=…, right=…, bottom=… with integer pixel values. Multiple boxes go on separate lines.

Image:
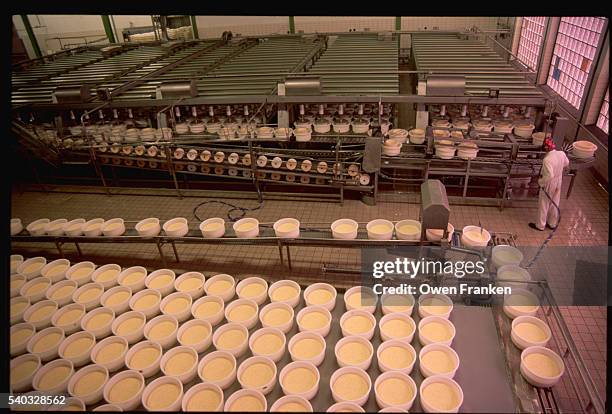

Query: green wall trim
left=395, top=16, right=401, bottom=31
left=20, top=15, right=42, bottom=58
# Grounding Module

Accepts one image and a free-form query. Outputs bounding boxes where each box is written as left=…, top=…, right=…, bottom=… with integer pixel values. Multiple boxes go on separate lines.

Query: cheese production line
left=10, top=31, right=595, bottom=205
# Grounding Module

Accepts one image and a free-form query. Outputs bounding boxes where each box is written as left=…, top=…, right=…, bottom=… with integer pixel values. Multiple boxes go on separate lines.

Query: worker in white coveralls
left=529, top=137, right=569, bottom=231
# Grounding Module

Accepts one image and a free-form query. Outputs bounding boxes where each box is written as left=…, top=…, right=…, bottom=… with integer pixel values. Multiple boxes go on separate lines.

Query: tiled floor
left=11, top=168, right=608, bottom=411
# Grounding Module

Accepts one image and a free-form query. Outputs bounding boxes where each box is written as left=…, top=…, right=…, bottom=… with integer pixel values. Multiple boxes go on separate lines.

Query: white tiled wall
left=13, top=15, right=106, bottom=56
left=196, top=16, right=290, bottom=38
left=401, top=16, right=499, bottom=31
left=294, top=16, right=395, bottom=33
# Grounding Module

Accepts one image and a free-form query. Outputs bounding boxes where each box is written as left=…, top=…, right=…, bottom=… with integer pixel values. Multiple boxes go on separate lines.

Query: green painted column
left=395, top=17, right=401, bottom=51
left=20, top=15, right=42, bottom=58
left=101, top=15, right=116, bottom=43
left=289, top=16, right=295, bottom=34
left=190, top=16, right=199, bottom=39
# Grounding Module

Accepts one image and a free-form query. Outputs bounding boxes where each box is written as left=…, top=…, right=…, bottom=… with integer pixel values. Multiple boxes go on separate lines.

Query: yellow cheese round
left=163, top=297, right=189, bottom=314
left=46, top=264, right=70, bottom=278
left=514, top=323, right=547, bottom=342
left=342, top=315, right=373, bottom=335
left=77, top=287, right=102, bottom=304
left=11, top=359, right=38, bottom=384
left=104, top=291, right=130, bottom=306
left=149, top=321, right=176, bottom=340
left=201, top=357, right=233, bottom=381
left=421, top=382, right=459, bottom=411
left=116, top=317, right=143, bottom=335
left=38, top=365, right=71, bottom=390
left=240, top=362, right=274, bottom=387
left=263, top=308, right=292, bottom=327
left=23, top=262, right=44, bottom=274
left=207, top=280, right=233, bottom=295
left=203, top=222, right=223, bottom=232
left=381, top=319, right=413, bottom=339
left=57, top=309, right=84, bottom=326
left=271, top=285, right=298, bottom=302
left=346, top=292, right=375, bottom=309
left=140, top=222, right=157, bottom=232
left=11, top=301, right=28, bottom=318
left=180, top=324, right=209, bottom=345
left=194, top=301, right=221, bottom=319
left=370, top=224, right=392, bottom=234
left=229, top=395, right=263, bottom=411
left=96, top=269, right=120, bottom=283
left=146, top=383, right=181, bottom=409
left=70, top=267, right=93, bottom=280
left=108, top=377, right=142, bottom=403
left=332, top=373, right=368, bottom=401
left=377, top=377, right=413, bottom=405
left=32, top=331, right=62, bottom=353
left=73, top=370, right=106, bottom=396
left=165, top=352, right=195, bottom=376
left=524, top=353, right=560, bottom=377
left=122, top=272, right=145, bottom=286
left=186, top=388, right=221, bottom=411
left=95, top=342, right=125, bottom=364
left=63, top=337, right=93, bottom=357
left=29, top=305, right=56, bottom=322
left=379, top=346, right=413, bottom=370
left=299, top=311, right=329, bottom=330
left=166, top=222, right=185, bottom=232
left=276, top=402, right=307, bottom=412
left=282, top=367, right=316, bottom=393
left=25, top=280, right=50, bottom=297
left=240, top=283, right=265, bottom=298
left=178, top=278, right=203, bottom=292
left=85, top=313, right=113, bottom=331
left=398, top=224, right=419, bottom=234
left=307, top=289, right=333, bottom=305
left=51, top=285, right=76, bottom=300
left=291, top=338, right=323, bottom=359
left=11, top=278, right=25, bottom=291
left=338, top=341, right=370, bottom=364
left=133, top=294, right=159, bottom=311
left=148, top=274, right=173, bottom=289
left=335, top=223, right=355, bottom=233
left=421, top=322, right=452, bottom=342
left=11, top=328, right=34, bottom=347
left=217, top=329, right=245, bottom=350
left=236, top=222, right=256, bottom=232
left=421, top=350, right=456, bottom=374
left=252, top=334, right=283, bottom=355
left=228, top=304, right=256, bottom=322
left=129, top=346, right=160, bottom=369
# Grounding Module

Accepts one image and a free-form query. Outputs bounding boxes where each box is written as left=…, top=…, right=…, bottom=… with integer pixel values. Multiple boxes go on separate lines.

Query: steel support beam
left=20, top=15, right=42, bottom=58
left=101, top=15, right=116, bottom=43
left=289, top=16, right=295, bottom=34
left=190, top=16, right=199, bottom=39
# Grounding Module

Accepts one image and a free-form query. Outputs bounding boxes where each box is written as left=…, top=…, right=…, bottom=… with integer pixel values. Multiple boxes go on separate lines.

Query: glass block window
left=517, top=17, right=546, bottom=71
left=596, top=89, right=609, bottom=134
left=547, top=17, right=607, bottom=109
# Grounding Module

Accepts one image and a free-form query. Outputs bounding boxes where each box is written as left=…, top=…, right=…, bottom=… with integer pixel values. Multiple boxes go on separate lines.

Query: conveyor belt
left=309, top=34, right=399, bottom=95
left=412, top=33, right=544, bottom=97
left=196, top=37, right=325, bottom=96
left=11, top=46, right=171, bottom=104
left=103, top=40, right=223, bottom=100
left=11, top=49, right=104, bottom=90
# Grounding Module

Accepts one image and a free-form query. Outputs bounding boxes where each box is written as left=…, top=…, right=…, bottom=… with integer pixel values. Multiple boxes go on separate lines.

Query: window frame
left=544, top=17, right=609, bottom=115
left=516, top=17, right=548, bottom=73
